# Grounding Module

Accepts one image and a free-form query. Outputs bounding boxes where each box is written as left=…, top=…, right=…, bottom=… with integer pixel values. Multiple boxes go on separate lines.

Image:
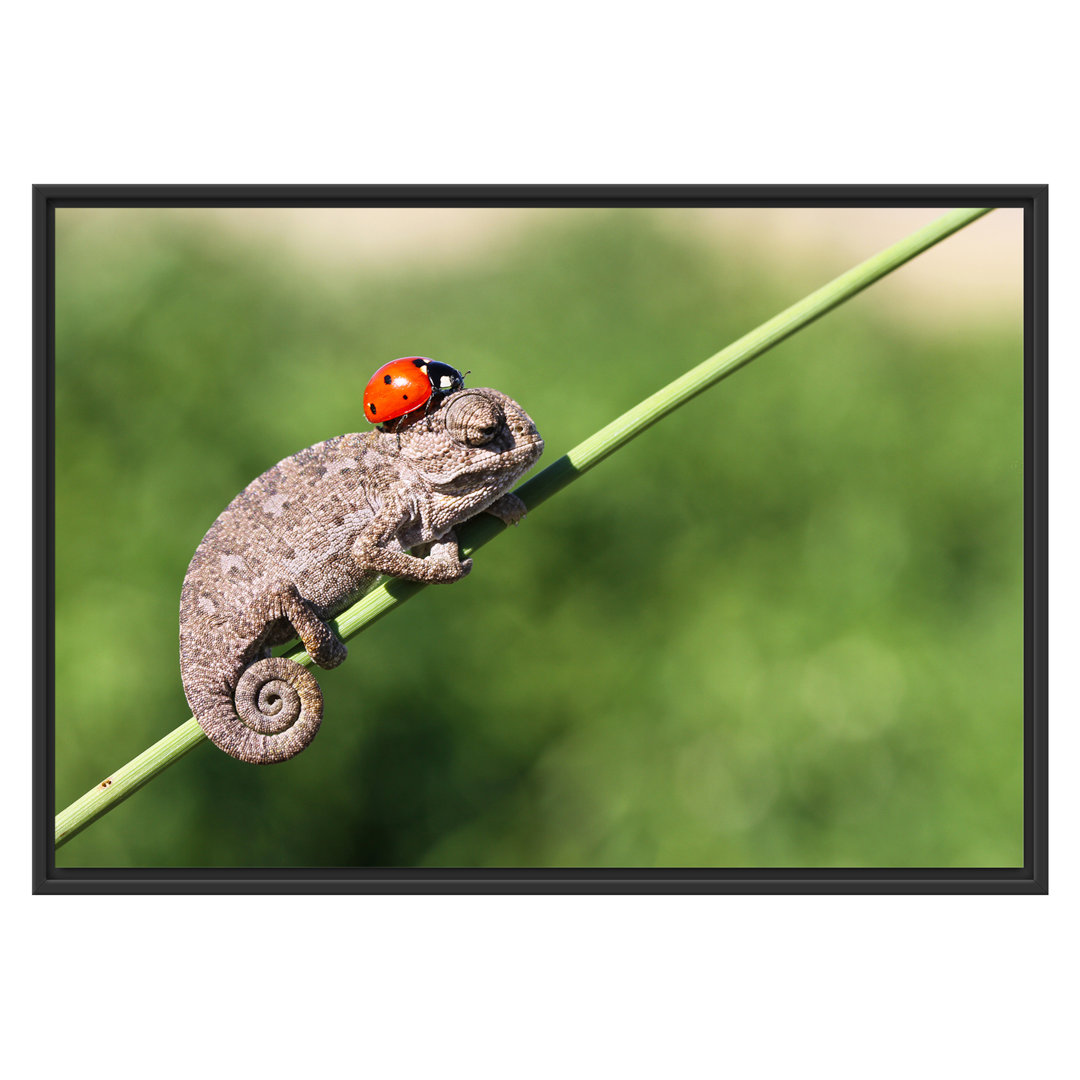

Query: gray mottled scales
left=180, top=387, right=544, bottom=764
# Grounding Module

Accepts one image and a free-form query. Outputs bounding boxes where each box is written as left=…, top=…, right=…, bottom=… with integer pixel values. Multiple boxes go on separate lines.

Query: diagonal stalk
left=54, top=206, right=994, bottom=848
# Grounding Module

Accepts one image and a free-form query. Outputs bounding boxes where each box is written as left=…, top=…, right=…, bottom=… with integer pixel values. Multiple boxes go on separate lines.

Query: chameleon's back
left=179, top=432, right=381, bottom=645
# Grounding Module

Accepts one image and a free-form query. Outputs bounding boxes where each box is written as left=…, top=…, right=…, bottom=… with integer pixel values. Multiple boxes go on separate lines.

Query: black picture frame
left=33, top=183, right=1048, bottom=894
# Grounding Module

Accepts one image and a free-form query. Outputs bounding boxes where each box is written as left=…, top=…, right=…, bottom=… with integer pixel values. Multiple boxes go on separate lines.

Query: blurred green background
left=53, top=206, right=1024, bottom=868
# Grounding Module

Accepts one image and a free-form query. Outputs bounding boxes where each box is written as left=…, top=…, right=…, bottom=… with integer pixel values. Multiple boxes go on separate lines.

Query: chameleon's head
left=393, top=386, right=544, bottom=491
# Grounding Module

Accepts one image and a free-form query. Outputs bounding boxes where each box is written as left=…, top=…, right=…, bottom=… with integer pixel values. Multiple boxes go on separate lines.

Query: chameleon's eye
left=444, top=391, right=504, bottom=447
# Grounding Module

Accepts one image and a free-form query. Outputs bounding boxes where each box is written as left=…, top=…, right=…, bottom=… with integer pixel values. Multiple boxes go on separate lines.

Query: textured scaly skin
left=179, top=387, right=543, bottom=764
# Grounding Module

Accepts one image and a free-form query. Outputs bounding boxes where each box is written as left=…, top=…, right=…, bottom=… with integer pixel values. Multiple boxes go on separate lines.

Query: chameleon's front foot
left=485, top=491, right=528, bottom=526
left=425, top=536, right=473, bottom=582
left=351, top=530, right=472, bottom=584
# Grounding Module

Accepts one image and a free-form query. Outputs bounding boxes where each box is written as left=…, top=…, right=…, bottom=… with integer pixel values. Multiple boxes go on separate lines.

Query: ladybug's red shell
left=363, top=357, right=436, bottom=423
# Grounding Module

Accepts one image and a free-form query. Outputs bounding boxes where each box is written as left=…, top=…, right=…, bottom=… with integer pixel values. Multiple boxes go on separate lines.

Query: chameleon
left=179, top=386, right=544, bottom=764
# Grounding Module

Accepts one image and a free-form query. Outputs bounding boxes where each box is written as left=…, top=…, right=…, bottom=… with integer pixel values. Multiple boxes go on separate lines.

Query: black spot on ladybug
left=412, top=358, right=425, bottom=367
left=383, top=374, right=392, bottom=384
left=402, top=394, right=409, bottom=400
left=368, top=403, right=376, bottom=414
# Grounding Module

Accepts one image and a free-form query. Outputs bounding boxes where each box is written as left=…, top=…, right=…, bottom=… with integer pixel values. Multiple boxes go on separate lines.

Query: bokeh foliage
left=53, top=209, right=1023, bottom=868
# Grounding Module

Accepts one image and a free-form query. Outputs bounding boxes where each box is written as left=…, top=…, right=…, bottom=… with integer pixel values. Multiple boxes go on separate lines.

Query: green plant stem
left=54, top=206, right=993, bottom=849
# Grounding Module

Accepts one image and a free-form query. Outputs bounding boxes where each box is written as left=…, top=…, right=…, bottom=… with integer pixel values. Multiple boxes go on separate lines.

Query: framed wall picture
left=34, top=185, right=1046, bottom=893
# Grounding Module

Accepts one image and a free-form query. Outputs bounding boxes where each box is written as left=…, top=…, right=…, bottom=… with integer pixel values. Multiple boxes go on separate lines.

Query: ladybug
left=363, top=357, right=466, bottom=425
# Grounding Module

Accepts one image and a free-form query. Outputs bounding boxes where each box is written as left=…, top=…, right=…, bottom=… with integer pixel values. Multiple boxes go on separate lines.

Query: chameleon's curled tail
left=191, top=656, right=323, bottom=764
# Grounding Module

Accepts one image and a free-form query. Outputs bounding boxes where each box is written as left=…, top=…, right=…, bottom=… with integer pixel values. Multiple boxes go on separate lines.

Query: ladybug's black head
left=425, top=361, right=466, bottom=397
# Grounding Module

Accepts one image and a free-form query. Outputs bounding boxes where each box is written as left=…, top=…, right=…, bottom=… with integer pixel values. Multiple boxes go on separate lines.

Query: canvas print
left=45, top=195, right=1030, bottom=880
